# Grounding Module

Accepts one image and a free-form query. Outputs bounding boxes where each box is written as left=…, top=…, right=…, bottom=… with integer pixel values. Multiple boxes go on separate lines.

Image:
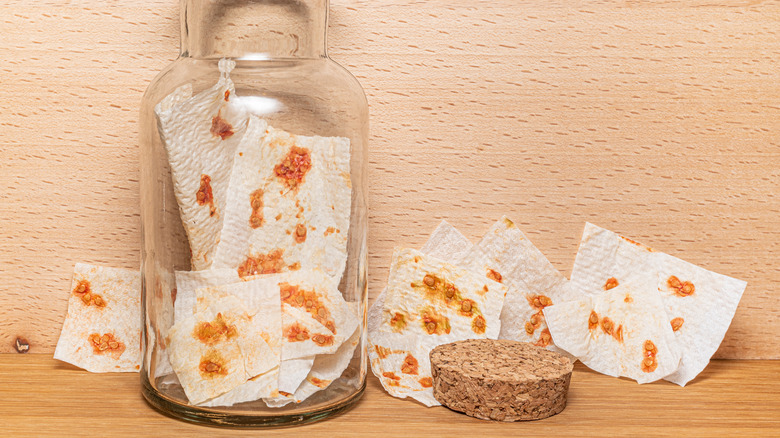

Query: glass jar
left=139, top=0, right=368, bottom=427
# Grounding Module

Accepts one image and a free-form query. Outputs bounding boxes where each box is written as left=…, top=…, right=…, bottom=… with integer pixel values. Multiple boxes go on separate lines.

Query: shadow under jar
left=139, top=0, right=368, bottom=427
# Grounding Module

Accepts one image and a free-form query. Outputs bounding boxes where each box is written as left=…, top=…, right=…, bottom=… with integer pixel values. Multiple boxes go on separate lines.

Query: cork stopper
left=430, top=339, right=574, bottom=421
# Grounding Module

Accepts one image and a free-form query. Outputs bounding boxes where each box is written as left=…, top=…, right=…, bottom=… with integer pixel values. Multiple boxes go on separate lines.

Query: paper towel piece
left=655, top=253, right=746, bottom=385
left=369, top=330, right=439, bottom=406
left=174, top=268, right=240, bottom=324
left=545, top=280, right=681, bottom=384
left=194, top=285, right=280, bottom=378
left=265, top=326, right=360, bottom=407
left=280, top=304, right=343, bottom=358
left=368, top=223, right=506, bottom=406
left=167, top=294, right=264, bottom=405
left=199, top=367, right=279, bottom=407
left=54, top=263, right=141, bottom=373
left=419, top=220, right=497, bottom=287
left=212, top=116, right=352, bottom=280
left=381, top=247, right=506, bottom=340
left=278, top=357, right=316, bottom=394
left=274, top=269, right=359, bottom=352
left=368, top=224, right=470, bottom=406
left=569, top=222, right=658, bottom=297
left=471, top=216, right=579, bottom=356
left=366, top=219, right=471, bottom=400
left=184, top=269, right=357, bottom=399
left=187, top=279, right=284, bottom=406
left=294, top=327, right=360, bottom=401
left=419, top=220, right=473, bottom=261
left=368, top=279, right=455, bottom=407
left=271, top=270, right=359, bottom=390
left=155, top=59, right=248, bottom=270
left=569, top=223, right=747, bottom=386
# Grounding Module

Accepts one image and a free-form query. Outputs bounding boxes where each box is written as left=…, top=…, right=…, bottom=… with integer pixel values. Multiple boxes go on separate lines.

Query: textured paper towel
left=174, top=268, right=241, bottom=324
left=544, top=280, right=681, bottom=384
left=178, top=269, right=357, bottom=402
left=54, top=264, right=141, bottom=373
left=265, top=326, right=360, bottom=407
left=569, top=223, right=746, bottom=386
left=380, top=248, right=506, bottom=341
left=155, top=59, right=248, bottom=270
left=472, top=216, right=579, bottom=355
left=166, top=293, right=273, bottom=405
left=192, top=280, right=284, bottom=407
left=368, top=222, right=507, bottom=406
left=212, top=116, right=351, bottom=280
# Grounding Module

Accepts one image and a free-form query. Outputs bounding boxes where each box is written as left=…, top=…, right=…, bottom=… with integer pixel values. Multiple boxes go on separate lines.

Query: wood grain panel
left=0, top=1, right=778, bottom=357
left=1, top=355, right=779, bottom=436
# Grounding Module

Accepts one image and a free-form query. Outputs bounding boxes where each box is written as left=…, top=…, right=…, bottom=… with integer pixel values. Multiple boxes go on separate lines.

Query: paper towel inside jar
left=211, top=115, right=352, bottom=282
left=166, top=290, right=279, bottom=405
left=172, top=268, right=359, bottom=405
left=265, top=325, right=360, bottom=407
left=155, top=59, right=249, bottom=270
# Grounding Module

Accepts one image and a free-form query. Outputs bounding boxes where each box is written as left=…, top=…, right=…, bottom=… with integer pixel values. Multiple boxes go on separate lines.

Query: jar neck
left=180, top=0, right=328, bottom=59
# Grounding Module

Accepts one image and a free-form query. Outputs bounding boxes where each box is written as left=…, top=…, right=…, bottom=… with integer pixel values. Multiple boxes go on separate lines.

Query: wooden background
left=1, top=0, right=778, bottom=358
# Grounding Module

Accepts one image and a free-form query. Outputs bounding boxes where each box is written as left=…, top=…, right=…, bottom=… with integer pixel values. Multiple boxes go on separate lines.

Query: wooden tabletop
left=2, top=355, right=778, bottom=437
left=1, top=1, right=779, bottom=358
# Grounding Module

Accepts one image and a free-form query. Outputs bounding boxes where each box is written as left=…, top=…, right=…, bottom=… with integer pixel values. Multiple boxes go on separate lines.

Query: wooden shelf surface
left=2, top=355, right=778, bottom=437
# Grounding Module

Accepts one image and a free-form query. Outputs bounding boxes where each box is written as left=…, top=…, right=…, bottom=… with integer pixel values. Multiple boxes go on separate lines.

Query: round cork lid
left=430, top=339, right=574, bottom=421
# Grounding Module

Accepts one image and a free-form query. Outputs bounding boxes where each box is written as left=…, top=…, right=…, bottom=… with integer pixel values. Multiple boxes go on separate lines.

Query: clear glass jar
left=139, top=0, right=368, bottom=427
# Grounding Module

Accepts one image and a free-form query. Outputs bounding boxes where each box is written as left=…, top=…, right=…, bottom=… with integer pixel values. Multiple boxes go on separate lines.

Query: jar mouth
left=180, top=0, right=328, bottom=59
left=180, top=53, right=329, bottom=61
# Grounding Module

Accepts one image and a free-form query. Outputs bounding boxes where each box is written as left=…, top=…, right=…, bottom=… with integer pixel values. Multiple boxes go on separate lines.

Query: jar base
left=141, top=373, right=366, bottom=428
